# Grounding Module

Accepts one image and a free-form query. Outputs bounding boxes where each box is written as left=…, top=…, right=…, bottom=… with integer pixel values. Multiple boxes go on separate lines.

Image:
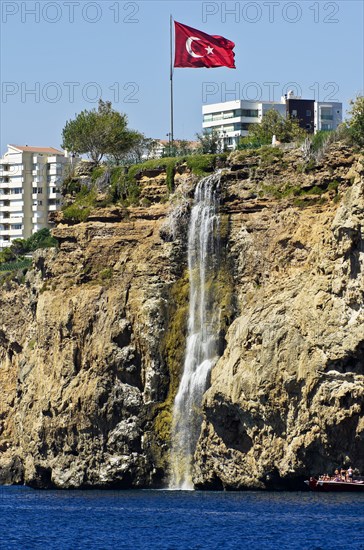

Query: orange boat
left=305, top=477, right=364, bottom=492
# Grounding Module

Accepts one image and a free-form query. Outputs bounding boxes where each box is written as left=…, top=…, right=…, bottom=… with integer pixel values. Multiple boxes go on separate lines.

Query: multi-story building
left=314, top=101, right=343, bottom=132
left=0, top=145, right=75, bottom=250
left=202, top=93, right=342, bottom=150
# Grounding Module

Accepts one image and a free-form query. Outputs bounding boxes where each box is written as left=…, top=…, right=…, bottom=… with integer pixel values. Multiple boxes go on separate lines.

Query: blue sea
left=0, top=487, right=363, bottom=549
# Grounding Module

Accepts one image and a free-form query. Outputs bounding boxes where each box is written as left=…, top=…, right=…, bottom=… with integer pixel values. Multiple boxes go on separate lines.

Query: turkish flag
left=174, top=21, right=236, bottom=69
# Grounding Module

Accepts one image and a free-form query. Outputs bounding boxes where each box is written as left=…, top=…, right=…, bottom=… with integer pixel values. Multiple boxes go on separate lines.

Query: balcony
left=1, top=180, right=23, bottom=189
left=32, top=216, right=45, bottom=224
left=48, top=204, right=59, bottom=212
left=32, top=204, right=45, bottom=212
left=48, top=165, right=63, bottom=176
left=1, top=192, right=23, bottom=201
left=0, top=166, right=11, bottom=176
left=0, top=228, right=22, bottom=237
left=0, top=205, right=23, bottom=213
left=48, top=190, right=62, bottom=200
left=2, top=216, right=23, bottom=225
left=47, top=176, right=62, bottom=184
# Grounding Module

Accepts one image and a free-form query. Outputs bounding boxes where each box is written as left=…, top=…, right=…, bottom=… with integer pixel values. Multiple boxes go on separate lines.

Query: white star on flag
left=205, top=46, right=214, bottom=55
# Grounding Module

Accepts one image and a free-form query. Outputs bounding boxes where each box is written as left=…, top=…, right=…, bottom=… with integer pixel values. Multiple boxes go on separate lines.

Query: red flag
left=174, top=21, right=236, bottom=69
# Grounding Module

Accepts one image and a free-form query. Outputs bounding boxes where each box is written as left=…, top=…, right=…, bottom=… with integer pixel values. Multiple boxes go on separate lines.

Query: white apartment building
left=202, top=99, right=286, bottom=150
left=315, top=102, right=343, bottom=132
left=0, top=145, right=74, bottom=250
left=202, top=94, right=342, bottom=150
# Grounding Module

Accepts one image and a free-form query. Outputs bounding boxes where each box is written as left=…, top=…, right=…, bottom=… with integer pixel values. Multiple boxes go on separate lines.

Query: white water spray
left=170, top=172, right=222, bottom=489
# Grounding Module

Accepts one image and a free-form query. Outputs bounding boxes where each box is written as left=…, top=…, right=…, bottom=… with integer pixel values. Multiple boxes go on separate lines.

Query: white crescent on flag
left=185, top=37, right=203, bottom=58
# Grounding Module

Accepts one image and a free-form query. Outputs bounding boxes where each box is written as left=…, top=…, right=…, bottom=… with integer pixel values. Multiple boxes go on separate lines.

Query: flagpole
left=170, top=14, right=174, bottom=153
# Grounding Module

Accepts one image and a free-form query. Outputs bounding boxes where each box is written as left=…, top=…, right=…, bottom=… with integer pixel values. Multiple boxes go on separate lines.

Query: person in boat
left=334, top=468, right=340, bottom=481
left=347, top=466, right=353, bottom=482
left=340, top=468, right=347, bottom=481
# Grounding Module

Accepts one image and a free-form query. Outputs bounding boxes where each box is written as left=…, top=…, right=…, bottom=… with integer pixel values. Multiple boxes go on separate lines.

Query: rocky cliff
left=0, top=142, right=363, bottom=489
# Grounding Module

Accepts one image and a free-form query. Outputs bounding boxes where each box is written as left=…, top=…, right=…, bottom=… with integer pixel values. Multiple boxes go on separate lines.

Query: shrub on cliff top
left=186, top=153, right=228, bottom=175
left=247, top=109, right=306, bottom=145
left=346, top=95, right=364, bottom=147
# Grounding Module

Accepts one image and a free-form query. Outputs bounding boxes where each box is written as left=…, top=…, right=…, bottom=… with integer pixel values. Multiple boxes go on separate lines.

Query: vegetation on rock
left=242, top=109, right=306, bottom=147
left=0, top=228, right=57, bottom=266
left=346, top=95, right=364, bottom=147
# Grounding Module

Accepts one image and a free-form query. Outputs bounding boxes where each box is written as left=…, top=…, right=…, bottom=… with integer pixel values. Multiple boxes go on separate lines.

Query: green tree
left=196, top=128, right=222, bottom=154
left=0, top=247, right=16, bottom=264
left=62, top=100, right=129, bottom=165
left=113, top=135, right=159, bottom=164
left=346, top=95, right=364, bottom=147
left=247, top=109, right=306, bottom=145
left=25, top=228, right=58, bottom=250
left=107, top=132, right=155, bottom=165
left=0, top=229, right=57, bottom=265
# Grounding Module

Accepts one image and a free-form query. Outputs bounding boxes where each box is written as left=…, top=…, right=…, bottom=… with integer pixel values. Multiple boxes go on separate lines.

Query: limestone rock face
left=0, top=143, right=363, bottom=489
left=194, top=147, right=364, bottom=489
left=0, top=201, right=189, bottom=488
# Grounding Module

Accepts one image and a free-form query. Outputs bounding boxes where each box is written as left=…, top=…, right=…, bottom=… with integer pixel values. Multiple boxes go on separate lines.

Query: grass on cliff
left=62, top=153, right=229, bottom=216
left=62, top=185, right=98, bottom=222
left=259, top=176, right=342, bottom=205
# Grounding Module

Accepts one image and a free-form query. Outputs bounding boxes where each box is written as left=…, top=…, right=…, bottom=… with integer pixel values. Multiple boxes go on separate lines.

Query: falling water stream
left=170, top=172, right=222, bottom=489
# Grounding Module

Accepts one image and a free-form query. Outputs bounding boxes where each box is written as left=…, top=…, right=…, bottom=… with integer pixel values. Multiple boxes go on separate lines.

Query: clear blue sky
left=1, top=0, right=363, bottom=154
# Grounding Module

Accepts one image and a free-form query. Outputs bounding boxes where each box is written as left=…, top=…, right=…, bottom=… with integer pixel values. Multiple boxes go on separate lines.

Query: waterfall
left=170, top=172, right=222, bottom=490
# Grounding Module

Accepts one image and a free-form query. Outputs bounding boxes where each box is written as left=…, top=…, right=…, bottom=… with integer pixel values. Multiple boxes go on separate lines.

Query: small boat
left=305, top=477, right=364, bottom=492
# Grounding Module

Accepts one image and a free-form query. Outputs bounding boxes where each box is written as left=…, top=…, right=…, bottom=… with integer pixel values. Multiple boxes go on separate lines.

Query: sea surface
left=0, top=486, right=363, bottom=550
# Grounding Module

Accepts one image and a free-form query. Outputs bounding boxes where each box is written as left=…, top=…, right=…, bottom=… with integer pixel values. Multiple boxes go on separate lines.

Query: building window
left=14, top=188, right=22, bottom=194
left=223, top=111, right=234, bottom=119
left=203, top=114, right=213, bottom=122
left=292, top=110, right=297, bottom=117
left=37, top=187, right=43, bottom=194
left=11, top=224, right=22, bottom=230
left=320, top=107, right=333, bottom=120
left=236, top=123, right=252, bottom=131
left=33, top=188, right=37, bottom=194
left=241, top=109, right=259, bottom=117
